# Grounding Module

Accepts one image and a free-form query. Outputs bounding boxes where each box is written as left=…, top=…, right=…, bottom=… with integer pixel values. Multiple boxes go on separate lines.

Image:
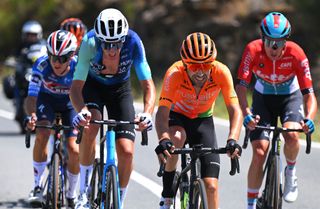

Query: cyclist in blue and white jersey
left=25, top=30, right=79, bottom=208
left=70, top=8, right=156, bottom=209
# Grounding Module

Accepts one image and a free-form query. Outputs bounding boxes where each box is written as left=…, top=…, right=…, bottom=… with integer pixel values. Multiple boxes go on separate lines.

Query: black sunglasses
left=263, top=38, right=286, bottom=50
left=49, top=52, right=72, bottom=63
left=101, top=40, right=124, bottom=50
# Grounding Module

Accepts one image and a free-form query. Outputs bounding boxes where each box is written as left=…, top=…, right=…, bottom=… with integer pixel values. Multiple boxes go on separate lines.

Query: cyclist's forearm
left=141, top=79, right=156, bottom=114
left=303, top=93, right=317, bottom=119
left=155, top=106, right=171, bottom=140
left=24, top=96, right=37, bottom=116
left=70, top=80, right=87, bottom=112
left=235, top=84, right=251, bottom=116
left=227, top=103, right=243, bottom=140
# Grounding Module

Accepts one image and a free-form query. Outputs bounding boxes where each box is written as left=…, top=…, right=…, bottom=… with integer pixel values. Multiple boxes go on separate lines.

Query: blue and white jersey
left=74, top=29, right=152, bottom=85
left=28, top=55, right=77, bottom=99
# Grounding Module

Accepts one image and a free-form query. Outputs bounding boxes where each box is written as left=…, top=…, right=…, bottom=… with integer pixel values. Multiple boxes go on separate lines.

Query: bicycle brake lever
left=76, top=126, right=84, bottom=144
left=229, top=158, right=240, bottom=176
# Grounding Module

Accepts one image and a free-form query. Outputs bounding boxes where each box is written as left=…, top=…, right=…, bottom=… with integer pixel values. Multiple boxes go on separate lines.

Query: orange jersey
left=159, top=60, right=239, bottom=119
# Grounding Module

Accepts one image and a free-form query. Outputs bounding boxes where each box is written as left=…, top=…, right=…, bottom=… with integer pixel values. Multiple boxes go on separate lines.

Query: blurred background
left=0, top=0, right=320, bottom=137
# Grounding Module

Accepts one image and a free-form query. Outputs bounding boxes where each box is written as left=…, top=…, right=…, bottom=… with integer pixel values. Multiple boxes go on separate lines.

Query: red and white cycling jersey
left=237, top=39, right=313, bottom=95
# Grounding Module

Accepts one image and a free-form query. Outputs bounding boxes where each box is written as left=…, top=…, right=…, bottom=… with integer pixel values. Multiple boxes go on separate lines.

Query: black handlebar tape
left=25, top=130, right=31, bottom=148
left=157, top=163, right=165, bottom=177
left=76, top=126, right=84, bottom=144
left=306, top=133, right=311, bottom=154
left=141, top=129, right=148, bottom=146
left=243, top=128, right=250, bottom=149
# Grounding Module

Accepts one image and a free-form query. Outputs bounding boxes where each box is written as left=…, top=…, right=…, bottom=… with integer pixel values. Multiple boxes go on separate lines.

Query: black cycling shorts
left=169, top=111, right=220, bottom=178
left=82, top=76, right=136, bottom=141
left=250, top=90, right=304, bottom=141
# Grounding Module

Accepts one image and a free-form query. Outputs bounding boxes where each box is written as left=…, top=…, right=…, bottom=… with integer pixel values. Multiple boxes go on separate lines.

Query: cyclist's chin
left=53, top=66, right=68, bottom=76
left=266, top=51, right=283, bottom=60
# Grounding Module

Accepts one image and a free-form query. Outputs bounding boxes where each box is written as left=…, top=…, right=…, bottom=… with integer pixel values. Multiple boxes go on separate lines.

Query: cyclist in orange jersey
left=155, top=32, right=243, bottom=209
left=236, top=12, right=317, bottom=209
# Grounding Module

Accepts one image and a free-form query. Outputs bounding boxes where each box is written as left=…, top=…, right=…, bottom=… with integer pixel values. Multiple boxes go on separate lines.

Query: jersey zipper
left=272, top=60, right=278, bottom=95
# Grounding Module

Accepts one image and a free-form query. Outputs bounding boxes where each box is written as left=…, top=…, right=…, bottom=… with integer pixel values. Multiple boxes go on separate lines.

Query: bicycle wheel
left=264, top=155, right=282, bottom=209
left=89, top=158, right=102, bottom=209
left=191, top=179, right=208, bottom=209
left=51, top=153, right=60, bottom=209
left=103, top=165, right=120, bottom=209
left=171, top=171, right=188, bottom=209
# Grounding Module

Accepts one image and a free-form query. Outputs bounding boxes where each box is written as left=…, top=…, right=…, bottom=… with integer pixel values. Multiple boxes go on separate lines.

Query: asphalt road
left=0, top=90, right=319, bottom=209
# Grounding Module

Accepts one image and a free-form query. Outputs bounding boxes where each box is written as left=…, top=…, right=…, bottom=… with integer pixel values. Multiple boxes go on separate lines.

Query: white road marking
left=130, top=170, right=162, bottom=197
left=0, top=109, right=15, bottom=120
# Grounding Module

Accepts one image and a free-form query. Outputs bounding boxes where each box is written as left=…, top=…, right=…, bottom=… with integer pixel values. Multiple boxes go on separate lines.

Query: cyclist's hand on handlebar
left=301, top=118, right=315, bottom=134
left=226, top=139, right=242, bottom=159
left=243, top=114, right=260, bottom=130
left=25, top=115, right=37, bottom=131
left=135, top=112, right=153, bottom=131
left=155, top=138, right=174, bottom=163
left=72, top=109, right=91, bottom=128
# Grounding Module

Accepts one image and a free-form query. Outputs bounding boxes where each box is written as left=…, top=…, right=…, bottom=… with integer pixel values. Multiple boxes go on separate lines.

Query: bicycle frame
left=243, top=125, right=311, bottom=209
left=25, top=113, right=74, bottom=209
left=262, top=129, right=282, bottom=209
left=101, top=125, right=120, bottom=208
left=158, top=144, right=240, bottom=209
left=177, top=147, right=205, bottom=209
left=77, top=118, right=148, bottom=209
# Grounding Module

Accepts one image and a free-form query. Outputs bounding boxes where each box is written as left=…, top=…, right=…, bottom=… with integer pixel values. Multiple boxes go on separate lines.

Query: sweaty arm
left=235, top=84, right=252, bottom=116
left=218, top=64, right=243, bottom=140
left=24, top=96, right=37, bottom=117
left=155, top=106, right=171, bottom=141
left=70, top=33, right=94, bottom=113
left=132, top=33, right=156, bottom=114
left=226, top=103, right=243, bottom=140
left=24, top=64, right=43, bottom=117
left=140, top=79, right=156, bottom=114
left=70, top=80, right=87, bottom=113
left=303, top=92, right=317, bottom=120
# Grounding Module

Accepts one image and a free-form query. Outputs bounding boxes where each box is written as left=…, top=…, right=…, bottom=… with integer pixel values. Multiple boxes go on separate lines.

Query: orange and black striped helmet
left=180, top=32, right=217, bottom=64
left=60, top=18, right=87, bottom=47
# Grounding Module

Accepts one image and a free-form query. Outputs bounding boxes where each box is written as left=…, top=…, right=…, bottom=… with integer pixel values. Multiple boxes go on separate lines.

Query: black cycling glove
left=155, top=138, right=173, bottom=155
left=226, top=139, right=242, bottom=156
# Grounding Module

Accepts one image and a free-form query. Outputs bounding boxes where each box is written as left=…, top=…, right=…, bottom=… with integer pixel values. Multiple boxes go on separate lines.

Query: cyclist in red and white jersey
left=236, top=12, right=317, bottom=209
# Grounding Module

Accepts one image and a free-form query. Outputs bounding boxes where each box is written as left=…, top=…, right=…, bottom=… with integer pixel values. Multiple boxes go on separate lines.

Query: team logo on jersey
left=37, top=60, right=48, bottom=72
left=90, top=62, right=104, bottom=74
left=279, top=62, right=292, bottom=69
left=242, top=53, right=252, bottom=75
left=301, top=59, right=311, bottom=80
left=38, top=104, right=45, bottom=113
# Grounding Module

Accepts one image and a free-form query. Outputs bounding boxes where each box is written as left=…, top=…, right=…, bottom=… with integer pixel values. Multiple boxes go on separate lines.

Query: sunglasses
left=49, top=53, right=72, bottom=64
left=101, top=41, right=124, bottom=50
left=186, top=63, right=212, bottom=72
left=263, top=38, right=286, bottom=49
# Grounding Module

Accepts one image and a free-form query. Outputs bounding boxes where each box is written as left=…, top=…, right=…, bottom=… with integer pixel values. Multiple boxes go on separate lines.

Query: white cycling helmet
left=22, top=20, right=43, bottom=40
left=94, top=8, right=129, bottom=42
left=46, top=30, right=77, bottom=56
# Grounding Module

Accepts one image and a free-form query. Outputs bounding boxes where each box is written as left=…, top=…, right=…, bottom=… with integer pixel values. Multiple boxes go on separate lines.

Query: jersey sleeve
left=237, top=43, right=255, bottom=87
left=216, top=63, right=239, bottom=105
left=292, top=44, right=314, bottom=94
left=28, top=57, right=46, bottom=97
left=158, top=64, right=181, bottom=108
left=73, top=33, right=95, bottom=81
left=132, top=32, right=152, bottom=80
